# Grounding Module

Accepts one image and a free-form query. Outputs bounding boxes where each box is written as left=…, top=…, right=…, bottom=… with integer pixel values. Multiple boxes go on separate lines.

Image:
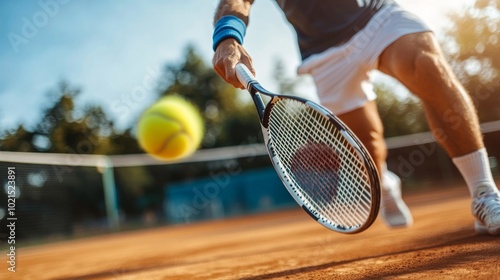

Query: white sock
left=452, top=148, right=497, bottom=197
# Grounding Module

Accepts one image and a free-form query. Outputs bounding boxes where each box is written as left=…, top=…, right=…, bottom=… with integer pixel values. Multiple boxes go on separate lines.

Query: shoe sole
left=475, top=221, right=500, bottom=235
left=381, top=198, right=413, bottom=228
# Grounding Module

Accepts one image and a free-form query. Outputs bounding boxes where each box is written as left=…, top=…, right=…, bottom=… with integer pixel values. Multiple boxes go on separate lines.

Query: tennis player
left=211, top=0, right=500, bottom=235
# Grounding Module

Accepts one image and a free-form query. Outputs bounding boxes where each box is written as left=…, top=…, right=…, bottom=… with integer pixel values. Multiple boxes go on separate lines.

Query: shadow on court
left=239, top=230, right=499, bottom=280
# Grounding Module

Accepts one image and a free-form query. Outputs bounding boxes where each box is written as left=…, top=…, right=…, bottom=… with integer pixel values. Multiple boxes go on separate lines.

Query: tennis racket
left=236, top=63, right=380, bottom=234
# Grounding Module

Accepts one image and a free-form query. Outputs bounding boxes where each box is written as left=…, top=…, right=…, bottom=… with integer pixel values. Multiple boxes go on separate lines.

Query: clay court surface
left=10, top=185, right=500, bottom=279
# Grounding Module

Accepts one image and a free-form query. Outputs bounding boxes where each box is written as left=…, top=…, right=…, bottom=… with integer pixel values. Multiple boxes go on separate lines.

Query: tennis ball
left=137, top=95, right=204, bottom=160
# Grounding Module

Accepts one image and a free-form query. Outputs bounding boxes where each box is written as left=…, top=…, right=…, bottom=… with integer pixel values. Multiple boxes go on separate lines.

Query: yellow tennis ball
left=137, top=95, right=204, bottom=160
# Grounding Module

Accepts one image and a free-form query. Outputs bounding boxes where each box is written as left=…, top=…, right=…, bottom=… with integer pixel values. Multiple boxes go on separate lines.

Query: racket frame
left=236, top=63, right=380, bottom=233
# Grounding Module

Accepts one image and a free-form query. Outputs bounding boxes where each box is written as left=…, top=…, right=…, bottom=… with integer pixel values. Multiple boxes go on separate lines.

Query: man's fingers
left=213, top=60, right=239, bottom=88
left=214, top=58, right=245, bottom=89
left=226, top=62, right=246, bottom=89
left=212, top=39, right=254, bottom=89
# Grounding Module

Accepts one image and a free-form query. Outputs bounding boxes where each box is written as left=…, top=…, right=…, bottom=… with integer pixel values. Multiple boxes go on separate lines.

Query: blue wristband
left=212, top=15, right=246, bottom=51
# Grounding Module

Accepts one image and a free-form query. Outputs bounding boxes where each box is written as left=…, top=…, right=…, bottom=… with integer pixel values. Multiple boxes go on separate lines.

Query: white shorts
left=297, top=3, right=431, bottom=115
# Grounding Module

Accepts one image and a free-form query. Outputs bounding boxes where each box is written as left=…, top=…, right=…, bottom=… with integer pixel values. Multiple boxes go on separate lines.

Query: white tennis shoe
left=380, top=171, right=413, bottom=228
left=472, top=185, right=500, bottom=235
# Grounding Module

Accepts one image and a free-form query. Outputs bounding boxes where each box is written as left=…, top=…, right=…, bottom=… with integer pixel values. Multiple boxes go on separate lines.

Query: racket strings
left=272, top=109, right=368, bottom=227
left=295, top=110, right=370, bottom=226
left=268, top=99, right=373, bottom=229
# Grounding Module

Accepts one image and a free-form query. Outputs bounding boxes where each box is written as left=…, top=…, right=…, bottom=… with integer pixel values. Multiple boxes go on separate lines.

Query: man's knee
left=379, top=32, right=453, bottom=100
left=409, top=51, right=450, bottom=96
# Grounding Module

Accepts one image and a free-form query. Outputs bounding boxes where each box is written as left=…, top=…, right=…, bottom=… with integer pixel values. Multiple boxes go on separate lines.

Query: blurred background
left=1, top=0, right=499, bottom=244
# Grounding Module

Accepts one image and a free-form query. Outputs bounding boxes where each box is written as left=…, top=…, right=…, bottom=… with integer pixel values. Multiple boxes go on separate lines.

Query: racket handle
left=235, top=63, right=257, bottom=90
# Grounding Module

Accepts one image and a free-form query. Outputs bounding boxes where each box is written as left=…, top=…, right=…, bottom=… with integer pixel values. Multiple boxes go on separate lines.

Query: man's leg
left=336, top=101, right=386, bottom=172
left=378, top=31, right=500, bottom=235
left=337, top=101, right=413, bottom=227
left=378, top=32, right=482, bottom=156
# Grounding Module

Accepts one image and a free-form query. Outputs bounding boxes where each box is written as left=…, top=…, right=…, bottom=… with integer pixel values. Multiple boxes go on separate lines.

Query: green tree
left=0, top=125, right=36, bottom=152
left=108, top=128, right=142, bottom=155
left=33, top=82, right=115, bottom=154
left=444, top=0, right=500, bottom=122
left=0, top=82, right=134, bottom=154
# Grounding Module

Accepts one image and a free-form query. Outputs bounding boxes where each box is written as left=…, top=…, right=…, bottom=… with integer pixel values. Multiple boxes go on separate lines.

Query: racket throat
left=251, top=92, right=266, bottom=121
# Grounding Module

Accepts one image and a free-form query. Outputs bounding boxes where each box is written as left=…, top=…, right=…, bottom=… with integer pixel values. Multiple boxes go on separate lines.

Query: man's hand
left=212, top=38, right=255, bottom=89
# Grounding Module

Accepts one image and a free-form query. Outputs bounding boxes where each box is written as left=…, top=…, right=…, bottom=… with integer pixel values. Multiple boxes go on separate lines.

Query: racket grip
left=235, top=63, right=256, bottom=90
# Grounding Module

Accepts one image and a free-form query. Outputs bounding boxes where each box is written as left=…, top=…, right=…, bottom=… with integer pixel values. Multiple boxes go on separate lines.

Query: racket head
left=262, top=96, right=380, bottom=234
left=235, top=63, right=380, bottom=233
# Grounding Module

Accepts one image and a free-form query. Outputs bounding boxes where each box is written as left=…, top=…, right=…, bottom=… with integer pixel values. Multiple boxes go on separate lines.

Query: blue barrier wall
left=164, top=168, right=296, bottom=223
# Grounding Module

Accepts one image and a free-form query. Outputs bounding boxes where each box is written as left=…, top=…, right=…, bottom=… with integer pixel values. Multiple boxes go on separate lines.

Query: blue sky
left=0, top=0, right=473, bottom=132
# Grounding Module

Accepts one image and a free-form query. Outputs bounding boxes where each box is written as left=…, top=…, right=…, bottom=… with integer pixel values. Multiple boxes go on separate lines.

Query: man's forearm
left=214, top=0, right=254, bottom=25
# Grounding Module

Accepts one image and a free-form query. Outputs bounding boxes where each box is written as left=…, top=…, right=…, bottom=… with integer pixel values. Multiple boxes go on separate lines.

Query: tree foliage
left=34, top=83, right=112, bottom=154
left=444, top=0, right=500, bottom=121
left=0, top=125, right=36, bottom=152
left=0, top=82, right=142, bottom=154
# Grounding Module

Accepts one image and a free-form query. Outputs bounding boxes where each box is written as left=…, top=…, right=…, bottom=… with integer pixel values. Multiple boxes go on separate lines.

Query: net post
left=100, top=156, right=120, bottom=231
